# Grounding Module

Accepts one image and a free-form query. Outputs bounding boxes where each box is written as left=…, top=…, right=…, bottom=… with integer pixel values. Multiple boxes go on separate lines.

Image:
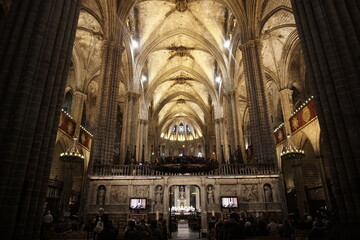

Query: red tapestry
left=58, top=112, right=76, bottom=138
left=274, top=125, right=286, bottom=146
left=79, top=127, right=93, bottom=150
left=289, top=99, right=317, bottom=133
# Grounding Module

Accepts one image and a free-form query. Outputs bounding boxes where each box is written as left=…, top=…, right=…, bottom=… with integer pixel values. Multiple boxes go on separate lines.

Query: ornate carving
left=133, top=186, right=149, bottom=198
left=243, top=184, right=259, bottom=202
left=167, top=45, right=194, bottom=60
left=110, top=186, right=128, bottom=204
left=220, top=184, right=236, bottom=196
left=177, top=99, right=186, bottom=104
left=176, top=0, right=188, bottom=12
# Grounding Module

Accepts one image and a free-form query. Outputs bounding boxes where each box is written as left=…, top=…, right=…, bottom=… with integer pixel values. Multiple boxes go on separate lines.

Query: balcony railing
left=92, top=163, right=278, bottom=176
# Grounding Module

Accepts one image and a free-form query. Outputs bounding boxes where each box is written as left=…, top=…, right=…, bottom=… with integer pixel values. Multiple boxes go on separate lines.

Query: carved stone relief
left=110, top=185, right=128, bottom=204
left=242, top=184, right=259, bottom=202
left=133, top=185, right=149, bottom=198
left=220, top=184, right=237, bottom=196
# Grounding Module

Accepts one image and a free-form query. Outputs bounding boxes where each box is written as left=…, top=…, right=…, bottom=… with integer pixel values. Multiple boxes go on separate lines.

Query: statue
left=264, top=184, right=273, bottom=202
left=97, top=186, right=106, bottom=205
left=207, top=185, right=215, bottom=204
left=155, top=185, right=163, bottom=205
left=179, top=185, right=186, bottom=200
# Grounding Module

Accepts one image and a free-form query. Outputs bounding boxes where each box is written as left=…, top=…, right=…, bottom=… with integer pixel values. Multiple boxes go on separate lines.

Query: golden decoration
left=302, top=106, right=311, bottom=122
left=291, top=117, right=299, bottom=130
left=67, top=122, right=74, bottom=134
left=81, top=133, right=86, bottom=143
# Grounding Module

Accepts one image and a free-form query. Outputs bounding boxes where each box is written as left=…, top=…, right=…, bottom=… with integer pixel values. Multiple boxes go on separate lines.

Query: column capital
left=239, top=39, right=261, bottom=51
left=226, top=89, right=237, bottom=97
left=127, top=91, right=140, bottom=99
left=73, top=90, right=87, bottom=99
left=279, top=88, right=293, bottom=95
left=215, top=118, right=224, bottom=124
left=103, top=39, right=125, bottom=53
left=139, top=119, right=148, bottom=125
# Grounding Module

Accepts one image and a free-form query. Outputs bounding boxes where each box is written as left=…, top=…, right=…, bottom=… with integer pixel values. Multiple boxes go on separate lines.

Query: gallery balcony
left=92, top=163, right=278, bottom=176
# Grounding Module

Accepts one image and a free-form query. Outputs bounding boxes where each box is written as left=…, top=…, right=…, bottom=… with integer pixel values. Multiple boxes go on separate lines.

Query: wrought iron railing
left=92, top=163, right=278, bottom=176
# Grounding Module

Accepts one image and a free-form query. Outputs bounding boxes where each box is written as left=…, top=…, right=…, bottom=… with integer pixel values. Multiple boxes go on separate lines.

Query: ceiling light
left=215, top=76, right=221, bottom=83
left=141, top=75, right=147, bottom=82
left=131, top=39, right=139, bottom=49
left=224, top=40, right=231, bottom=49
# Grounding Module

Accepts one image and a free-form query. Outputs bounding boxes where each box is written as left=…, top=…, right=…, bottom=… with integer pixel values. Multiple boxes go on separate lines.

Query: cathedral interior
left=0, top=0, right=359, bottom=239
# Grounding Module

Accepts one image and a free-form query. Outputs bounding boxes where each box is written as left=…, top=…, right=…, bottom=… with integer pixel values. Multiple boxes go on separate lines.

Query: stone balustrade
left=92, top=163, right=278, bottom=176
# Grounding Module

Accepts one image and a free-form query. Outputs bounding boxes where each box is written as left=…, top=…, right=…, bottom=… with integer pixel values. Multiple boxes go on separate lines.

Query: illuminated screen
left=129, top=198, right=147, bottom=210
left=221, top=197, right=238, bottom=208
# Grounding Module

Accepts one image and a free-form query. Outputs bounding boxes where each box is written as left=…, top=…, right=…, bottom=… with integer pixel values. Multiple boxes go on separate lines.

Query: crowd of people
left=207, top=208, right=332, bottom=240
left=41, top=207, right=333, bottom=240
left=124, top=218, right=168, bottom=240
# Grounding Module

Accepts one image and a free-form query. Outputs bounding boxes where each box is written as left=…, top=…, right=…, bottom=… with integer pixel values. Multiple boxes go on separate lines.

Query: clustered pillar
left=291, top=0, right=360, bottom=235
left=91, top=40, right=124, bottom=167
left=240, top=40, right=277, bottom=164
left=120, top=92, right=140, bottom=163
left=0, top=0, right=82, bottom=238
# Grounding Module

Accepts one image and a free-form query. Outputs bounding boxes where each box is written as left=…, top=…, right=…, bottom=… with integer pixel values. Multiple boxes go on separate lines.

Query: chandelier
left=280, top=135, right=304, bottom=161
left=59, top=138, right=84, bottom=163
left=150, top=155, right=219, bottom=174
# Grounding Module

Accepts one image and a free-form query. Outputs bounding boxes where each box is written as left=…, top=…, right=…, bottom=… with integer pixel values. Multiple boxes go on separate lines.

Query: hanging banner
left=289, top=98, right=317, bottom=133
left=58, top=112, right=76, bottom=138
left=274, top=124, right=286, bottom=146
left=79, top=126, right=93, bottom=150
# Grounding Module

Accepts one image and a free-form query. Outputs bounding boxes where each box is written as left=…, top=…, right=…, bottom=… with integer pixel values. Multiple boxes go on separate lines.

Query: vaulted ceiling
left=129, top=0, right=233, bottom=139
left=71, top=0, right=300, bottom=140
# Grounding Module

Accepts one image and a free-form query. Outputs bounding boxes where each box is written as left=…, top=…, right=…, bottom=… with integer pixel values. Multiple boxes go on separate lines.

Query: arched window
left=63, top=91, right=72, bottom=113
left=81, top=103, right=86, bottom=127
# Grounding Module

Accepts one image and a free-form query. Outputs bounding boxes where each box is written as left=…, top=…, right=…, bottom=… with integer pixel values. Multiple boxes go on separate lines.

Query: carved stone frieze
left=220, top=184, right=237, bottom=196
left=133, top=185, right=149, bottom=198
left=242, top=184, right=259, bottom=202
left=110, top=185, right=128, bottom=204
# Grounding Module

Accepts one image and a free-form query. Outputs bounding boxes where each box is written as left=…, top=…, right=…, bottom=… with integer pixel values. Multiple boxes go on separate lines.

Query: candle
left=156, top=210, right=159, bottom=220
left=212, top=210, right=215, bottom=216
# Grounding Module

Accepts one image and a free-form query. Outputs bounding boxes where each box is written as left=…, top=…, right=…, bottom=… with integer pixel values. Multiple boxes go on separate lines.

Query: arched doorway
left=169, top=185, right=201, bottom=239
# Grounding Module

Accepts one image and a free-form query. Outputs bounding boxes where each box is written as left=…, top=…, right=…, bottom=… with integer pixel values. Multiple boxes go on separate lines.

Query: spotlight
left=132, top=39, right=139, bottom=49
left=224, top=40, right=230, bottom=49
left=215, top=76, right=221, bottom=83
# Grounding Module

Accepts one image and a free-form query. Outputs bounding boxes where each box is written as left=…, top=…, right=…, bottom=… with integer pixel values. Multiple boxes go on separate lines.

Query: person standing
left=42, top=210, right=53, bottom=239
left=94, top=208, right=109, bottom=239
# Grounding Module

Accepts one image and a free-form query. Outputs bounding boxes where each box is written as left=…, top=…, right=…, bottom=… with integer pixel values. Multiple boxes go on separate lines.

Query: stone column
left=214, top=119, right=222, bottom=162
left=279, top=89, right=293, bottom=135
left=291, top=0, right=360, bottom=232
left=120, top=92, right=140, bottom=163
left=137, top=119, right=148, bottom=163
left=219, top=118, right=226, bottom=162
left=61, top=163, right=74, bottom=216
left=225, top=93, right=236, bottom=157
left=200, top=182, right=208, bottom=237
left=0, top=0, right=82, bottom=238
left=240, top=40, right=277, bottom=164
left=292, top=158, right=308, bottom=217
left=91, top=40, right=124, bottom=167
left=71, top=91, right=87, bottom=125
left=163, top=181, right=169, bottom=223
left=143, top=121, right=149, bottom=162
left=228, top=90, right=241, bottom=148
